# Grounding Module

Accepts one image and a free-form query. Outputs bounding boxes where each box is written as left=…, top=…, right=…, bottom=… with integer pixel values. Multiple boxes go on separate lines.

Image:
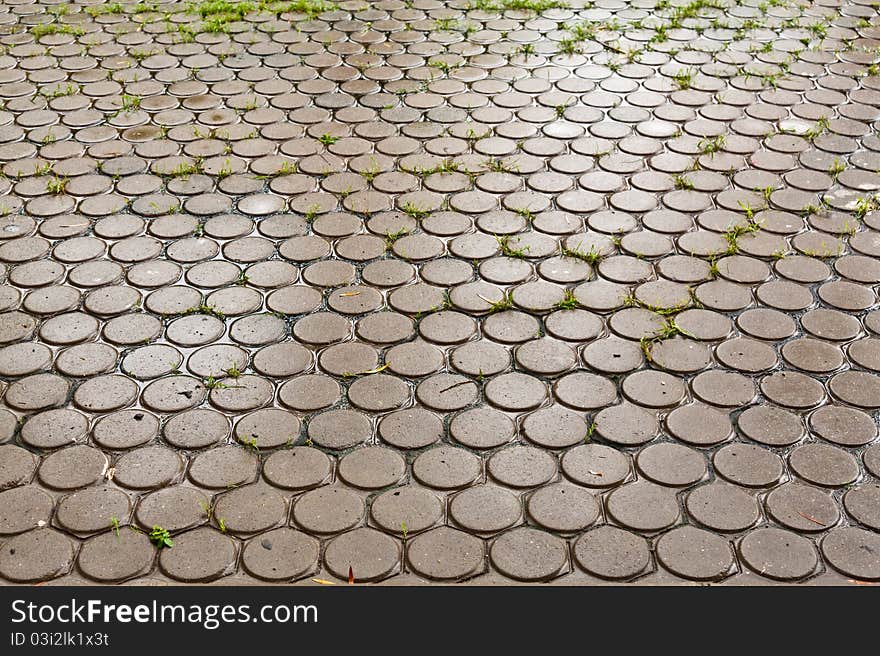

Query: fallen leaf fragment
left=311, top=578, right=335, bottom=585
left=797, top=511, right=826, bottom=526
left=356, top=362, right=391, bottom=375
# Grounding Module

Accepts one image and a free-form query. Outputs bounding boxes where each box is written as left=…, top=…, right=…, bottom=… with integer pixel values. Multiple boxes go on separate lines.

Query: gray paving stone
left=573, top=526, right=651, bottom=581
left=241, top=528, right=320, bottom=582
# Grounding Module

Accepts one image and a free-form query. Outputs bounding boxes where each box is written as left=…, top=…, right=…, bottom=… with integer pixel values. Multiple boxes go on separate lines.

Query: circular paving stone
left=135, top=487, right=209, bottom=533
left=0, top=312, right=35, bottom=345
left=716, top=337, right=778, bottom=373
left=209, top=375, right=274, bottom=413
left=686, top=481, right=760, bottom=533
left=527, top=483, right=600, bottom=533
left=483, top=311, right=541, bottom=344
left=416, top=373, right=479, bottom=412
left=801, top=309, right=860, bottom=342
left=0, top=486, right=53, bottom=535
left=0, top=342, right=52, bottom=376
left=307, top=409, right=372, bottom=450
left=324, top=527, right=399, bottom=583
left=279, top=375, right=340, bottom=412
left=554, top=371, right=618, bottom=410
left=74, top=375, right=139, bottom=412
left=159, top=527, right=237, bottom=583
left=545, top=309, right=604, bottom=342
left=78, top=530, right=155, bottom=583
left=319, top=343, right=378, bottom=377
left=447, top=408, right=513, bottom=450
left=809, top=406, right=877, bottom=447
left=522, top=406, right=589, bottom=449
left=188, top=446, right=259, bottom=489
left=675, top=309, right=733, bottom=341
left=5, top=373, right=69, bottom=411
left=782, top=338, right=844, bottom=373
left=252, top=343, right=312, bottom=377
left=666, top=403, right=733, bottom=447
left=692, top=370, right=755, bottom=408
left=450, top=340, right=509, bottom=377
left=844, top=484, right=880, bottom=531
left=371, top=486, right=443, bottom=535
left=293, top=313, right=350, bottom=345
left=0, top=410, right=15, bottom=444
left=864, top=444, right=880, bottom=478
left=582, top=337, right=644, bottom=374
left=293, top=486, right=365, bottom=535
left=573, top=526, right=651, bottom=580
left=490, top=527, right=568, bottom=582
left=765, top=482, right=840, bottom=533
left=637, top=443, right=707, bottom=487
left=235, top=409, right=301, bottom=450
left=485, top=372, right=547, bottom=411
left=740, top=523, right=817, bottom=580
left=338, top=447, right=406, bottom=491
left=122, top=345, right=183, bottom=380
left=56, top=486, right=132, bottom=535
left=0, top=529, right=75, bottom=583
left=114, top=446, right=182, bottom=490
left=829, top=371, right=880, bottom=409
left=561, top=444, right=631, bottom=488
left=141, top=376, right=207, bottom=413
left=760, top=371, right=825, bottom=409
left=378, top=409, right=442, bottom=450
left=407, top=527, right=484, bottom=581
left=595, top=402, right=659, bottom=446
left=850, top=338, right=880, bottom=372
left=348, top=374, right=409, bottom=412
left=789, top=443, right=859, bottom=488
left=413, top=447, right=482, bottom=491
left=103, top=314, right=163, bottom=345
left=515, top=338, right=577, bottom=375
left=55, top=343, right=119, bottom=378
left=622, top=370, right=686, bottom=409
left=650, top=338, right=711, bottom=374
left=656, top=526, right=734, bottom=581
left=242, top=528, right=320, bottom=582
left=38, top=445, right=107, bottom=490
left=419, top=311, right=476, bottom=344
left=163, top=409, right=229, bottom=449
left=738, top=404, right=804, bottom=447
left=0, top=445, right=37, bottom=489
left=92, top=410, right=159, bottom=450
left=606, top=481, right=680, bottom=532
left=450, top=485, right=522, bottom=535
left=262, top=447, right=332, bottom=491
left=737, top=308, right=796, bottom=340
left=487, top=446, right=557, bottom=489
left=20, top=409, right=88, bottom=449
left=713, top=443, right=784, bottom=488
left=213, top=485, right=286, bottom=535
left=821, top=527, right=880, bottom=581
left=385, top=340, right=444, bottom=378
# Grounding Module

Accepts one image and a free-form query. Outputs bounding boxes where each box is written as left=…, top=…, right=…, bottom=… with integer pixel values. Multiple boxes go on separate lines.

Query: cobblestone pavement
left=0, top=0, right=879, bottom=586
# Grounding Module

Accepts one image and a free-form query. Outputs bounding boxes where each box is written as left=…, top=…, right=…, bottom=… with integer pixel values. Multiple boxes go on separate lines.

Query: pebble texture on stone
left=0, top=0, right=879, bottom=586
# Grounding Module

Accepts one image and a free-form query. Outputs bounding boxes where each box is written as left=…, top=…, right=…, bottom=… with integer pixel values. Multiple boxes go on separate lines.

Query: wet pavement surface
left=0, top=0, right=879, bottom=586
